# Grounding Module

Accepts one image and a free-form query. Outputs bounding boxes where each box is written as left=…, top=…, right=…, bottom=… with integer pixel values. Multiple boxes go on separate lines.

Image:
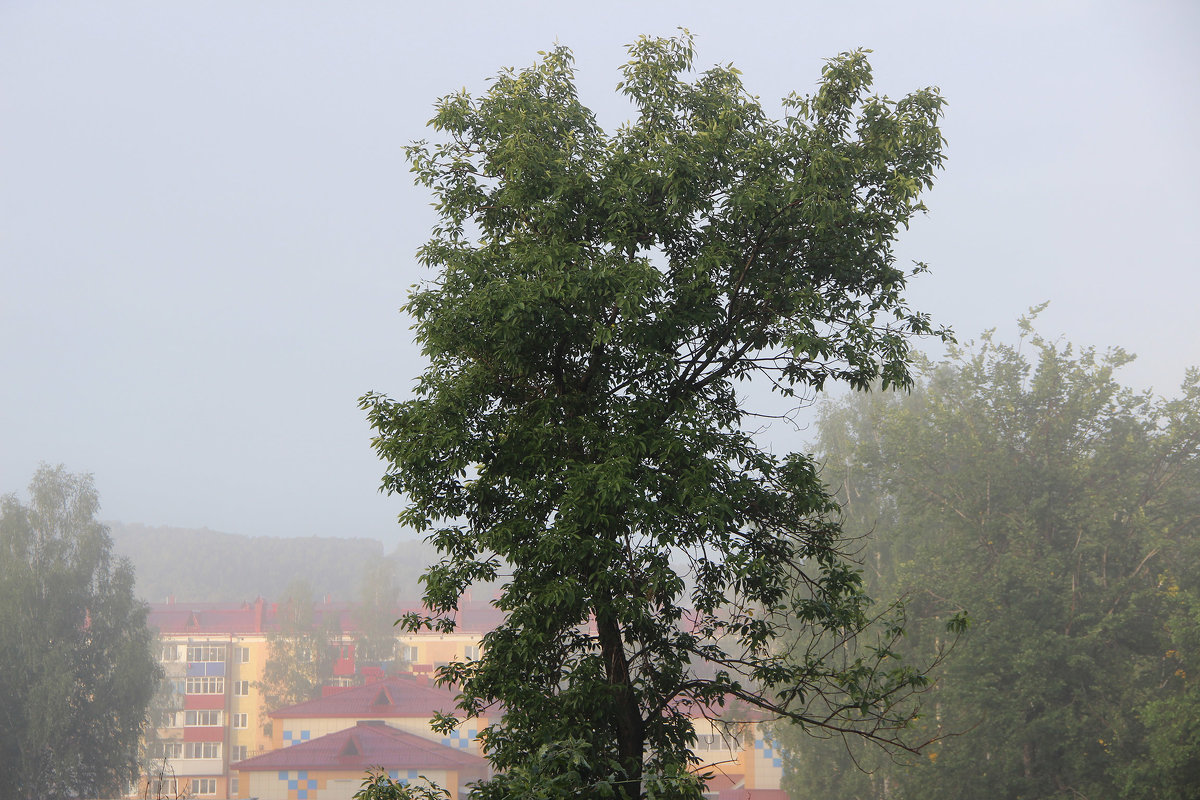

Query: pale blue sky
left=2, top=1, right=1197, bottom=543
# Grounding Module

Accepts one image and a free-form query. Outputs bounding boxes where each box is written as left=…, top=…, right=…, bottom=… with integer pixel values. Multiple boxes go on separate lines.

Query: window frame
left=184, top=741, right=221, bottom=760
left=184, top=709, right=222, bottom=727
left=187, top=644, right=226, bottom=663
left=185, top=675, right=225, bottom=695
left=191, top=777, right=217, bottom=795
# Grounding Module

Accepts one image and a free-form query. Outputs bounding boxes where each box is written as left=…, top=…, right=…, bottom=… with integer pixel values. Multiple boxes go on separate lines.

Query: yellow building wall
left=690, top=718, right=749, bottom=773
left=396, top=632, right=482, bottom=667
left=245, top=768, right=459, bottom=800
left=228, top=633, right=272, bottom=759
left=685, top=718, right=785, bottom=791
left=745, top=723, right=784, bottom=790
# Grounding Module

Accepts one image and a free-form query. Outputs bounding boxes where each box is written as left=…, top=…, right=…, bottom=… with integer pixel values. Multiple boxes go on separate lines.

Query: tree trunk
left=596, top=600, right=645, bottom=800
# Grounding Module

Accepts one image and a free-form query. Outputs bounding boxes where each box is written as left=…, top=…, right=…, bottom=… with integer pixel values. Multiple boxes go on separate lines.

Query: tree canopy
left=256, top=579, right=339, bottom=726
left=363, top=33, right=949, bottom=799
left=783, top=319, right=1200, bottom=799
left=0, top=465, right=161, bottom=800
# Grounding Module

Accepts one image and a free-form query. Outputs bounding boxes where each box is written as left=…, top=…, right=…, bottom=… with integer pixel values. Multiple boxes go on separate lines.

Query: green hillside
left=108, top=522, right=438, bottom=604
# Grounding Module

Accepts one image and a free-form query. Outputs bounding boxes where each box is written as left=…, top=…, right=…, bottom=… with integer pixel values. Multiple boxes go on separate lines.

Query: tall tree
left=363, top=33, right=949, bottom=799
left=354, top=558, right=402, bottom=669
left=256, top=580, right=337, bottom=724
left=783, top=320, right=1200, bottom=799
left=0, top=465, right=161, bottom=800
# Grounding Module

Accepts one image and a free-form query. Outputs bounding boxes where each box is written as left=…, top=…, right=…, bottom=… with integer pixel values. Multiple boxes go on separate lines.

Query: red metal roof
left=231, top=721, right=488, bottom=772
left=269, top=675, right=465, bottom=719
left=147, top=597, right=360, bottom=635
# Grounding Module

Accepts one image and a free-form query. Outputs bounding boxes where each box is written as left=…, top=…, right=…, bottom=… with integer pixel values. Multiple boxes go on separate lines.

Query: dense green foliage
left=355, top=770, right=450, bottom=800
left=363, top=33, right=948, bottom=799
left=0, top=466, right=161, bottom=800
left=783, top=321, right=1200, bottom=799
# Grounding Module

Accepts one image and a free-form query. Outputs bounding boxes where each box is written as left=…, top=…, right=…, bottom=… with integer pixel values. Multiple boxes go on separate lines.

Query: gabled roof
left=148, top=597, right=359, bottom=635
left=232, top=721, right=488, bottom=772
left=270, top=675, right=464, bottom=719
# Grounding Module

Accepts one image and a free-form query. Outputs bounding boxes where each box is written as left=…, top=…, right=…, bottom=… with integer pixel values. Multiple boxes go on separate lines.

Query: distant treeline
left=108, top=522, right=440, bottom=604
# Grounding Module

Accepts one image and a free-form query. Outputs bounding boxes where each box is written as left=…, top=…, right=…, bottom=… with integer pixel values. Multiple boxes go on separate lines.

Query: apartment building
left=139, top=596, right=497, bottom=798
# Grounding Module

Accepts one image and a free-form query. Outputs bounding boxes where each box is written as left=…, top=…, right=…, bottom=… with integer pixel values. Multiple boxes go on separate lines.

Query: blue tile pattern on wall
left=283, top=729, right=312, bottom=747
left=278, top=770, right=317, bottom=798
left=386, top=769, right=421, bottom=785
left=440, top=728, right=477, bottom=750
left=755, top=731, right=783, bottom=769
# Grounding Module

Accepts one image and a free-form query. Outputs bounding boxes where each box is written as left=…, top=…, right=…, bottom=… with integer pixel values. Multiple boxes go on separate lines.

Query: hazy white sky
left=2, top=1, right=1197, bottom=543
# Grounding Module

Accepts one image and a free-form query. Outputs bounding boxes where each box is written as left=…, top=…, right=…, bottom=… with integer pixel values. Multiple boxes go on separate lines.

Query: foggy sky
left=2, top=1, right=1197, bottom=544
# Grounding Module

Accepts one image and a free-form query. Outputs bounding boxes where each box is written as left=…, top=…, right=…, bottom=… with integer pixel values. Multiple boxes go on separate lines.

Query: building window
left=230, top=777, right=239, bottom=795
left=234, top=646, right=250, bottom=663
left=191, top=777, right=217, bottom=795
left=185, top=676, right=224, bottom=695
left=185, top=709, right=221, bottom=726
left=184, top=742, right=221, bottom=759
left=171, top=679, right=186, bottom=695
left=402, top=645, right=419, bottom=662
left=158, top=710, right=182, bottom=728
left=233, top=679, right=250, bottom=696
left=160, top=644, right=177, bottom=661
left=152, top=741, right=183, bottom=759
left=464, top=645, right=481, bottom=660
left=232, top=712, right=248, bottom=729
left=232, top=745, right=248, bottom=762
left=695, top=732, right=743, bottom=751
left=187, top=644, right=226, bottom=663
left=149, top=778, right=177, bottom=796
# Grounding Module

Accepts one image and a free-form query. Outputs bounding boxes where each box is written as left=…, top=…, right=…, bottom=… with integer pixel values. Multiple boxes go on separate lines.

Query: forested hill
left=108, top=522, right=437, bottom=603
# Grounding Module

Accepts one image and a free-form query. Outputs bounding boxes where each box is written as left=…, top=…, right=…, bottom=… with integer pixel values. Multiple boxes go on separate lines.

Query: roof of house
left=270, top=675, right=466, bottom=719
left=231, top=720, right=488, bottom=772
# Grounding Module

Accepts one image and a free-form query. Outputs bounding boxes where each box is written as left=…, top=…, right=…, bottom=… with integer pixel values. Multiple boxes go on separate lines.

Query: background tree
left=354, top=558, right=403, bottom=670
left=256, top=579, right=337, bottom=725
left=136, top=650, right=187, bottom=800
left=783, top=319, right=1200, bottom=799
left=0, top=465, right=161, bottom=800
left=364, top=32, right=951, bottom=799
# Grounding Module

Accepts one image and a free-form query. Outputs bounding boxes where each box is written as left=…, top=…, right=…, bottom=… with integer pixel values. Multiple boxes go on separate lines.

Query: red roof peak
left=269, top=675, right=464, bottom=720
left=232, top=722, right=488, bottom=772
